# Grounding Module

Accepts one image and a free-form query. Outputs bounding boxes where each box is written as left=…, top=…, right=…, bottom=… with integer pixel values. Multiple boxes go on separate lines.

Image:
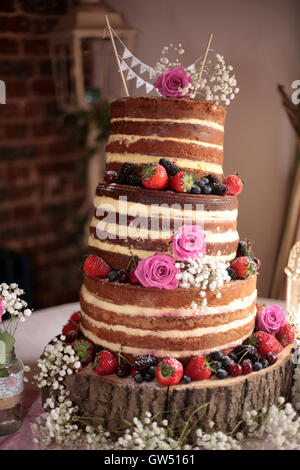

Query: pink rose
left=0, top=298, right=3, bottom=323
left=171, top=225, right=206, bottom=260
left=135, top=253, right=180, bottom=290
left=154, top=66, right=192, bottom=98
left=256, top=305, right=286, bottom=334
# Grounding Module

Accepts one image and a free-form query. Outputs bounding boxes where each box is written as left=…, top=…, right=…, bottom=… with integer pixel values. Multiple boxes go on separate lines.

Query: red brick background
left=0, top=0, right=87, bottom=309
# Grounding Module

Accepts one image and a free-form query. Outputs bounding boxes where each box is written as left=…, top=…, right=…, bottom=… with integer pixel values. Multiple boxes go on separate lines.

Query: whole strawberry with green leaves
left=170, top=171, right=195, bottom=193
left=156, top=357, right=183, bottom=385
left=185, top=354, right=212, bottom=381
left=141, top=163, right=169, bottom=190
left=230, top=256, right=256, bottom=280
left=249, top=331, right=283, bottom=358
left=71, top=339, right=94, bottom=365
left=92, top=350, right=118, bottom=376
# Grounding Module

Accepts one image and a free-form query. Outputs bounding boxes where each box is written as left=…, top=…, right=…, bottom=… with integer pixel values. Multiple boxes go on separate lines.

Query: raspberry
left=129, top=271, right=140, bottom=284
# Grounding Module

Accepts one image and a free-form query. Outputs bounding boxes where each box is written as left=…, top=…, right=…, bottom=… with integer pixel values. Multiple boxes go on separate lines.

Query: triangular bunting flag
left=122, top=47, right=132, bottom=60
left=131, top=56, right=140, bottom=68
left=126, top=69, right=136, bottom=81
left=149, top=69, right=157, bottom=80
left=120, top=60, right=129, bottom=72
left=186, top=64, right=196, bottom=72
left=145, top=82, right=154, bottom=94
left=140, top=63, right=147, bottom=75
left=136, top=76, right=145, bottom=89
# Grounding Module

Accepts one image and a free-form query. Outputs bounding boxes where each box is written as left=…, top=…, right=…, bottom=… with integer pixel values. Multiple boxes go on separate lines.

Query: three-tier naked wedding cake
left=80, top=97, right=257, bottom=361
left=41, top=42, right=295, bottom=436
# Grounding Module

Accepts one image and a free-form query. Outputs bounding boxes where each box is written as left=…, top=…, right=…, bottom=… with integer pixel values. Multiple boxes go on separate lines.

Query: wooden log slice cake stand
left=42, top=344, right=295, bottom=438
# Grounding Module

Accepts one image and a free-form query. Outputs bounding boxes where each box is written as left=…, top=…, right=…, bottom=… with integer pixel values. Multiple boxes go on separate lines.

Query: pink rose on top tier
left=171, top=225, right=206, bottom=260
left=135, top=253, right=180, bottom=290
left=256, top=305, right=286, bottom=335
left=154, top=66, right=192, bottom=98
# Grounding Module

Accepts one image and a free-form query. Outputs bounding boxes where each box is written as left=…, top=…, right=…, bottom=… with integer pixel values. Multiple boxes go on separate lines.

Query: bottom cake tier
left=41, top=343, right=294, bottom=437
left=79, top=274, right=257, bottom=362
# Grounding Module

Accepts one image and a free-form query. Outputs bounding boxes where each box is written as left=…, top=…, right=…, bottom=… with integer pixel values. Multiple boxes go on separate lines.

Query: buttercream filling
left=80, top=308, right=255, bottom=338
left=108, top=134, right=223, bottom=150
left=106, top=153, right=223, bottom=174
left=90, top=217, right=239, bottom=243
left=93, top=196, right=238, bottom=221
left=110, top=117, right=224, bottom=132
left=88, top=235, right=237, bottom=262
left=79, top=325, right=253, bottom=357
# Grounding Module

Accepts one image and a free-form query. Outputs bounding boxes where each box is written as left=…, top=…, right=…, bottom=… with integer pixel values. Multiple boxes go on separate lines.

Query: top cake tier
left=106, top=97, right=226, bottom=179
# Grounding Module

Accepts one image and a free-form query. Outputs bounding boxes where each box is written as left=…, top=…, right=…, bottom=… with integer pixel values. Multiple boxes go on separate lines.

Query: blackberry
left=227, top=267, right=238, bottom=280
left=159, top=158, right=180, bottom=176
left=207, top=174, right=220, bottom=185
left=181, top=375, right=192, bottom=384
left=216, top=369, right=228, bottom=379
left=210, top=351, right=223, bottom=361
left=115, top=363, right=131, bottom=378
left=126, top=173, right=142, bottom=187
left=108, top=271, right=118, bottom=282
left=133, top=354, right=157, bottom=372
left=117, top=162, right=135, bottom=184
left=211, top=182, right=227, bottom=196
left=191, top=185, right=201, bottom=194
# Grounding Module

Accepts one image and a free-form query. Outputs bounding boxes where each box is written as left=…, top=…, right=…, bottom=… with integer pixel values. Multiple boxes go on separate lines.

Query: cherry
left=228, top=363, right=242, bottom=377
left=266, top=352, right=278, bottom=365
left=104, top=171, right=118, bottom=184
left=241, top=359, right=253, bottom=375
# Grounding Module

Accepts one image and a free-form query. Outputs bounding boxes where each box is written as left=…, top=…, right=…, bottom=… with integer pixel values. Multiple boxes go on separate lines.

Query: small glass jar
left=0, top=348, right=24, bottom=436
left=285, top=241, right=300, bottom=336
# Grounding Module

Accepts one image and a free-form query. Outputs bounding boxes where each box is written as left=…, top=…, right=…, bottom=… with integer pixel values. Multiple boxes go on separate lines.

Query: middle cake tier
left=88, top=183, right=240, bottom=269
left=80, top=274, right=257, bottom=362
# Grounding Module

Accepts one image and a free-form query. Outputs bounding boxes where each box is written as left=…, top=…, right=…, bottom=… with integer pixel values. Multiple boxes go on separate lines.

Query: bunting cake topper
left=105, top=16, right=239, bottom=107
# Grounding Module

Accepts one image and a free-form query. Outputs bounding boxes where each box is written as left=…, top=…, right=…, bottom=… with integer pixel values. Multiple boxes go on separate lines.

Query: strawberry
left=252, top=331, right=283, bottom=357
left=92, top=350, right=118, bottom=376
left=141, top=163, right=169, bottom=190
left=155, top=357, right=183, bottom=385
left=170, top=171, right=195, bottom=193
left=69, top=311, right=81, bottom=324
left=71, top=339, right=94, bottom=365
left=223, top=174, right=243, bottom=196
left=62, top=321, right=78, bottom=336
left=185, top=355, right=212, bottom=381
left=230, top=256, right=256, bottom=279
left=83, top=255, right=111, bottom=277
left=275, top=324, right=295, bottom=348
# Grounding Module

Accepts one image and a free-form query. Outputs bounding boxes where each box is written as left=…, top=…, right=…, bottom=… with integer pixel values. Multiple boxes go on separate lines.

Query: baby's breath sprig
left=0, top=282, right=32, bottom=337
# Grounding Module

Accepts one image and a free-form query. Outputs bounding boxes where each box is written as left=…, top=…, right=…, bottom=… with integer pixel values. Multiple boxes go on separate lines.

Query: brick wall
left=0, top=0, right=87, bottom=309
